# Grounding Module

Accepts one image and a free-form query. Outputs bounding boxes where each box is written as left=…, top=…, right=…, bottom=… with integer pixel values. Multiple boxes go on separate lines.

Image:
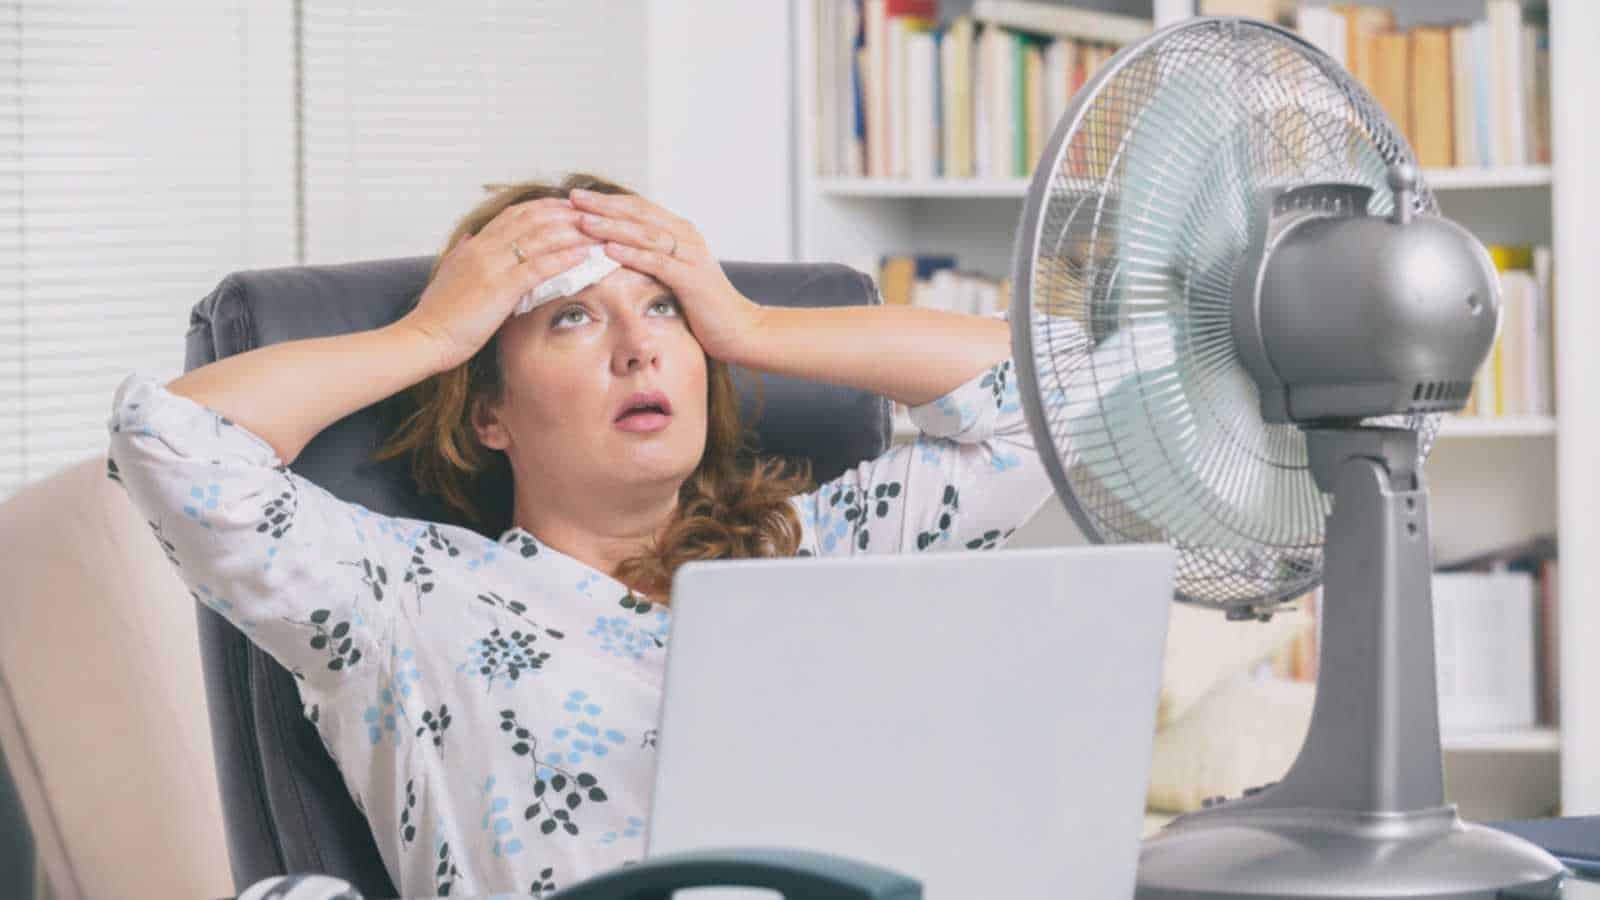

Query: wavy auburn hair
left=371, top=173, right=814, bottom=599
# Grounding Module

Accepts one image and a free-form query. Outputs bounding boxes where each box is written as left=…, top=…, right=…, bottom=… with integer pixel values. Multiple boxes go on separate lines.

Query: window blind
left=1, top=0, right=648, bottom=501
left=0, top=1, right=296, bottom=499
left=301, top=0, right=648, bottom=263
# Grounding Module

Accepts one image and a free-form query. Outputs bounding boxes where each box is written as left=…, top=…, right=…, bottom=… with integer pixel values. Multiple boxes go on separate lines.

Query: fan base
left=1136, top=804, right=1567, bottom=899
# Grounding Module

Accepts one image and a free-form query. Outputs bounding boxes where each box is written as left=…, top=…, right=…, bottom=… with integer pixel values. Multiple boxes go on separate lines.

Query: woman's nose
left=611, top=321, right=659, bottom=373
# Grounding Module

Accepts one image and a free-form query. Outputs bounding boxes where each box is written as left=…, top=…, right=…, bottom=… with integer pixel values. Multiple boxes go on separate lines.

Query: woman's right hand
left=402, top=196, right=599, bottom=372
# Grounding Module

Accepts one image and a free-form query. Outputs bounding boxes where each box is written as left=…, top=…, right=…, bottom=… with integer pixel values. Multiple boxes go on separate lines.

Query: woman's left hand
left=570, top=188, right=765, bottom=362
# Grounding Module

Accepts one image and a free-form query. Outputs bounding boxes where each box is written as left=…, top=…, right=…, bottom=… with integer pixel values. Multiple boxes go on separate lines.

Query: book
left=974, top=23, right=991, bottom=178
left=816, top=0, right=835, bottom=176
left=821, top=0, right=1547, bottom=180
left=1432, top=571, right=1538, bottom=735
left=906, top=27, right=938, bottom=180
left=888, top=15, right=906, bottom=177
left=939, top=18, right=958, bottom=177
left=971, top=0, right=1151, bottom=45
left=1471, top=18, right=1493, bottom=166
left=950, top=17, right=975, bottom=178
left=1013, top=29, right=1028, bottom=176
left=853, top=45, right=869, bottom=175
left=1499, top=270, right=1531, bottom=417
left=1043, top=37, right=1073, bottom=140
left=1199, top=0, right=1295, bottom=25
left=1371, top=30, right=1411, bottom=146
left=1296, top=6, right=1347, bottom=70
left=983, top=25, right=1013, bottom=178
left=1436, top=537, right=1558, bottom=731
left=1464, top=244, right=1554, bottom=419
left=1529, top=17, right=1551, bottom=164
left=874, top=255, right=1016, bottom=318
left=1533, top=245, right=1554, bottom=414
left=878, top=255, right=917, bottom=305
left=845, top=0, right=866, bottom=176
left=1488, top=0, right=1525, bottom=167
left=1468, top=244, right=1522, bottom=417
left=1024, top=37, right=1044, bottom=176
left=865, top=0, right=887, bottom=176
left=1409, top=27, right=1453, bottom=168
left=1450, top=23, right=1476, bottom=168
left=1335, top=3, right=1394, bottom=99
left=1540, top=558, right=1560, bottom=727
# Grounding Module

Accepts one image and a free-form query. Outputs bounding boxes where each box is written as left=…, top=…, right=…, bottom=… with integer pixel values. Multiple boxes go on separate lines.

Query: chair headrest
left=185, top=256, right=891, bottom=536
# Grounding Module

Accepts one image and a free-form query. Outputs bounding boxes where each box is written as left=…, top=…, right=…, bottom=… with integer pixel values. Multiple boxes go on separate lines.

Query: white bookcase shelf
left=794, top=0, right=1598, bottom=815
left=819, top=176, right=1033, bottom=197
left=820, top=166, right=1551, bottom=199
left=900, top=412, right=1558, bottom=442
left=1426, top=165, right=1553, bottom=190
left=1443, top=727, right=1561, bottom=754
left=1438, top=416, right=1558, bottom=438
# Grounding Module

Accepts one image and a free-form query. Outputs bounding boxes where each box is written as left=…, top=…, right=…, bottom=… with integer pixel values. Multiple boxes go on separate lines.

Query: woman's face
left=473, top=266, right=709, bottom=502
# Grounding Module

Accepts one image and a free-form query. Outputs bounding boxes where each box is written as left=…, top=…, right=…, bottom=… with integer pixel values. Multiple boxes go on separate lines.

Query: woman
left=106, top=174, right=1053, bottom=897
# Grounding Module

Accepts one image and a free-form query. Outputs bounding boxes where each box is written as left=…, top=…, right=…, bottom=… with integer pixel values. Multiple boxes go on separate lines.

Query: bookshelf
left=821, top=165, right=1553, bottom=196
left=1438, top=415, right=1557, bottom=438
left=1443, top=727, right=1561, bottom=754
left=895, top=410, right=1559, bottom=445
left=792, top=0, right=1599, bottom=815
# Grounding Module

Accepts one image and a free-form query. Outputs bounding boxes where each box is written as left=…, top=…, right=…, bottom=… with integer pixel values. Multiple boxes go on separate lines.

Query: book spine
left=1471, top=19, right=1493, bottom=167
left=846, top=0, right=866, bottom=177
left=1013, top=31, right=1026, bottom=177
left=1450, top=24, right=1475, bottom=168
left=817, top=0, right=834, bottom=177
left=1533, top=245, right=1555, bottom=415
left=1409, top=28, right=1453, bottom=169
left=866, top=0, right=887, bottom=177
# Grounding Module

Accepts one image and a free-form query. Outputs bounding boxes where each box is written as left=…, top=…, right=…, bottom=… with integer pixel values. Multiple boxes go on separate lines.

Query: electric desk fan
left=1008, top=16, right=1568, bottom=900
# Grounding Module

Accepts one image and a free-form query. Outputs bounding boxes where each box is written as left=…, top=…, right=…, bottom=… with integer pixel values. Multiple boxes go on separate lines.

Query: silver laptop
left=646, top=545, right=1176, bottom=899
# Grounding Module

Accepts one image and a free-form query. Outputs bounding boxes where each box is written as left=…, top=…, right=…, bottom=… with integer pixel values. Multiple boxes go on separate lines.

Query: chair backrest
left=183, top=256, right=890, bottom=897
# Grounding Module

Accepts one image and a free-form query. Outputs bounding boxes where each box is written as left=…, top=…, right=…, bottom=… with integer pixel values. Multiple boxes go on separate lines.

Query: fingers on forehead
left=510, top=196, right=574, bottom=215
left=478, top=198, right=574, bottom=239
left=587, top=192, right=680, bottom=225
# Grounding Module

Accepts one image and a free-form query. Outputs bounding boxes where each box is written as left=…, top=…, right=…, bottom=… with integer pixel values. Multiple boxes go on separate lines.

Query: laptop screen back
left=646, top=545, right=1175, bottom=899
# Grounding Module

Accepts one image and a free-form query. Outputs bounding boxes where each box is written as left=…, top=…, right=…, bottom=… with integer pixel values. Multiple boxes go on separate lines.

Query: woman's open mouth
left=615, top=409, right=671, bottom=433
left=615, top=391, right=672, bottom=433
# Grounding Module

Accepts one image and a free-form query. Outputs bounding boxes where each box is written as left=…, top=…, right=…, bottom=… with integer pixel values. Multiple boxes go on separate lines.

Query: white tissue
left=511, top=244, right=621, bottom=317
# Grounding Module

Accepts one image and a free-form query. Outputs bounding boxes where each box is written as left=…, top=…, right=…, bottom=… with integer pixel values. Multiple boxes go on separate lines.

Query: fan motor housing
left=1235, top=186, right=1501, bottom=424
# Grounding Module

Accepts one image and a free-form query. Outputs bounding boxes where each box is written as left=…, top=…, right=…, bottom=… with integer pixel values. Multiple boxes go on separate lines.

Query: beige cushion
left=0, top=456, right=234, bottom=900
left=1155, top=601, right=1309, bottom=729
left=1146, top=673, right=1316, bottom=814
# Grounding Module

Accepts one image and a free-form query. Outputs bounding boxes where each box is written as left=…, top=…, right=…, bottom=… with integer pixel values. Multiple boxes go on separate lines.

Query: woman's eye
left=649, top=298, right=680, bottom=316
left=554, top=306, right=590, bottom=327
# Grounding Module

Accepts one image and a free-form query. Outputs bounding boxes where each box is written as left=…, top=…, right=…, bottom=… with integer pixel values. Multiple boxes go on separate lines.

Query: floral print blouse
left=104, top=356, right=1052, bottom=898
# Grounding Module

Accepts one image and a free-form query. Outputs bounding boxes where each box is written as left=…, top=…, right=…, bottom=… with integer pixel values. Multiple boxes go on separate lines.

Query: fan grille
left=1016, top=18, right=1441, bottom=611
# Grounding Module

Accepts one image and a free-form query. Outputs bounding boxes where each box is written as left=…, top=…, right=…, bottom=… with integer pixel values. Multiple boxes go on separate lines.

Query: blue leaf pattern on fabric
left=104, top=358, right=1053, bottom=897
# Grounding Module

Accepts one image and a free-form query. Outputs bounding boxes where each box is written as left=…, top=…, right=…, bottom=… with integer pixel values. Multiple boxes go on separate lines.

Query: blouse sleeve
left=105, top=371, right=423, bottom=695
left=795, top=354, right=1056, bottom=556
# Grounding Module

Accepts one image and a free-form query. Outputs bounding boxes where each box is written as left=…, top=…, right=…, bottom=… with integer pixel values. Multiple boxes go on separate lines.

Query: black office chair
left=184, top=256, right=896, bottom=899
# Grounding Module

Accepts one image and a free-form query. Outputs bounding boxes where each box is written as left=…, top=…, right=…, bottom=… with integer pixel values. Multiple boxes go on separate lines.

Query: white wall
left=646, top=0, right=794, bottom=262
left=1550, top=0, right=1600, bottom=816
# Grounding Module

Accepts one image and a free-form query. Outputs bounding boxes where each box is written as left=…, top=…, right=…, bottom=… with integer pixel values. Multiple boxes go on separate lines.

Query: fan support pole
left=1135, top=428, right=1567, bottom=900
